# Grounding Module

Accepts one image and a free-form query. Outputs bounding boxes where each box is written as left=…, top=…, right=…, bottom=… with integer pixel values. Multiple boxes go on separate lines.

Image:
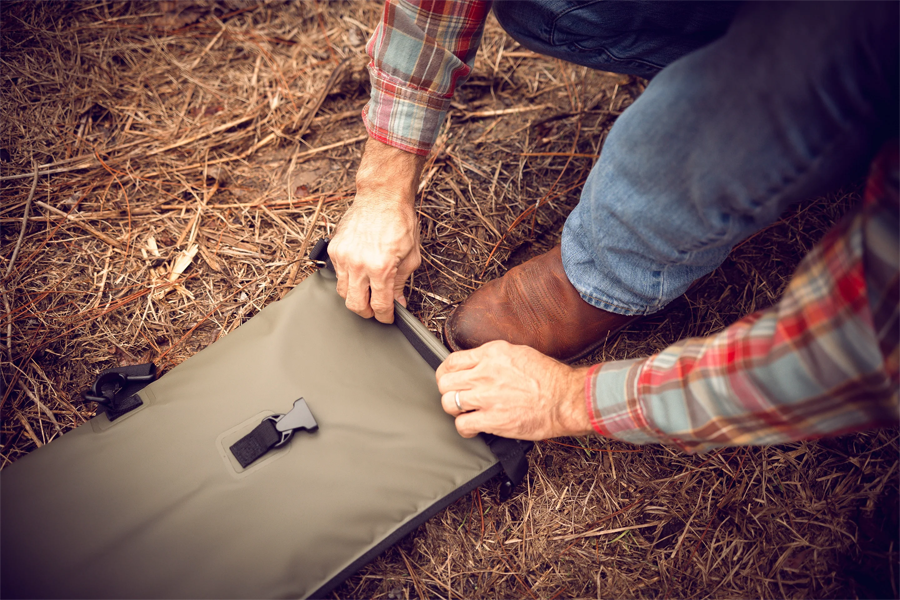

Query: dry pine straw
left=0, top=2, right=896, bottom=598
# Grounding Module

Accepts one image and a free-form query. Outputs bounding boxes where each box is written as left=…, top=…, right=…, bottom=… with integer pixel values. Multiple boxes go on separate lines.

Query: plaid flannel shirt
left=587, top=145, right=900, bottom=453
left=363, top=0, right=491, bottom=155
left=365, top=1, right=899, bottom=450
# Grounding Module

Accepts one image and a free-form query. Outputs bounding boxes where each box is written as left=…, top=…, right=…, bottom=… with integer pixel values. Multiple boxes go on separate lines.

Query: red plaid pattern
left=364, top=0, right=491, bottom=155
left=587, top=144, right=899, bottom=452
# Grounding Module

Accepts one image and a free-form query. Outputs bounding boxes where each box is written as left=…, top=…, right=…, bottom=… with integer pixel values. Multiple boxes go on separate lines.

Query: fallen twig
left=282, top=194, right=326, bottom=297
left=34, top=202, right=125, bottom=250
left=4, top=163, right=39, bottom=281
left=551, top=521, right=663, bottom=542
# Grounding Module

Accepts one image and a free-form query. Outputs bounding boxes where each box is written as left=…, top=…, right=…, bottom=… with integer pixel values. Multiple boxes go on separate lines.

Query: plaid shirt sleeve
left=586, top=144, right=900, bottom=453
left=362, top=0, right=491, bottom=156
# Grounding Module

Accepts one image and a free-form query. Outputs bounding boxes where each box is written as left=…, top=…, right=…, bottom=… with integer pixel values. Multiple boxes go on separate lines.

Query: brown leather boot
left=444, top=246, right=638, bottom=363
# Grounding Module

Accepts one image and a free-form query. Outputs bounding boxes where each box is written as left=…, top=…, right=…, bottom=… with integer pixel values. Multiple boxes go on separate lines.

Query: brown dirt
left=1, top=2, right=897, bottom=598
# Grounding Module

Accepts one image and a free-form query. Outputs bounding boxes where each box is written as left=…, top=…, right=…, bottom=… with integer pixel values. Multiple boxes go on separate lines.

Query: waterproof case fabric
left=1, top=269, right=500, bottom=599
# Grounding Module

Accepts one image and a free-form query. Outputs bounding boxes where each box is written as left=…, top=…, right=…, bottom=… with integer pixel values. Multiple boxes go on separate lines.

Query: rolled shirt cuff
left=362, top=65, right=450, bottom=157
left=585, top=358, right=665, bottom=446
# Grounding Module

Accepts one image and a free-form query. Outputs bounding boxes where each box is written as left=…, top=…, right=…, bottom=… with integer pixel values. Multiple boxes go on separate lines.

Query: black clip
left=84, top=363, right=156, bottom=421
left=264, top=397, right=319, bottom=448
left=309, top=238, right=334, bottom=273
left=499, top=478, right=515, bottom=501
left=480, top=434, right=533, bottom=501
left=229, top=398, right=318, bottom=468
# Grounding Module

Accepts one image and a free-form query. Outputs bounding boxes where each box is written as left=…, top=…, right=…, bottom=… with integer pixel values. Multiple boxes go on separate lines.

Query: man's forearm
left=355, top=137, right=426, bottom=207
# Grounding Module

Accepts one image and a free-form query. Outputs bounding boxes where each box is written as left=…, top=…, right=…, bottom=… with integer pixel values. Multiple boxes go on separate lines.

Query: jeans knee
left=494, top=1, right=630, bottom=51
left=493, top=1, right=736, bottom=79
left=492, top=1, right=554, bottom=50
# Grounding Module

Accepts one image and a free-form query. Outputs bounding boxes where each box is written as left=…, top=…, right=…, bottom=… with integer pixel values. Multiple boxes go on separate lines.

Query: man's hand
left=329, top=137, right=426, bottom=323
left=435, top=340, right=594, bottom=440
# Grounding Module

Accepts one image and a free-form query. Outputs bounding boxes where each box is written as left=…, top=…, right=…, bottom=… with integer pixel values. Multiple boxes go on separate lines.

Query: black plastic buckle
left=480, top=434, right=533, bottom=501
left=499, top=478, right=515, bottom=501
left=263, top=397, right=319, bottom=448
left=84, top=363, right=156, bottom=421
left=229, top=398, right=318, bottom=468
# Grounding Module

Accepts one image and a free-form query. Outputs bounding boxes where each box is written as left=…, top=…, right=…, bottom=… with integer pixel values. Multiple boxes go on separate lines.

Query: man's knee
left=492, top=1, right=737, bottom=79
left=491, top=0, right=559, bottom=51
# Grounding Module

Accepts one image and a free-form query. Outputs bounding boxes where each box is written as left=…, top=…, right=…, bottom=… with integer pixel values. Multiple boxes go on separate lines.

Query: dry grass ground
left=1, top=2, right=897, bottom=598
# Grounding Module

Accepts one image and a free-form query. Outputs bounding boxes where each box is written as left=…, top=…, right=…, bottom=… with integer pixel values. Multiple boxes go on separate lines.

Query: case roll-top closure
left=311, top=238, right=534, bottom=496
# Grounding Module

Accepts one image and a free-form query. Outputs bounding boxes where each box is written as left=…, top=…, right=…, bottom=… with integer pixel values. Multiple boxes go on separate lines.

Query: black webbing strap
left=481, top=434, right=533, bottom=495
left=229, top=399, right=318, bottom=468
left=230, top=419, right=281, bottom=468
left=104, top=394, right=144, bottom=421
left=309, top=238, right=533, bottom=492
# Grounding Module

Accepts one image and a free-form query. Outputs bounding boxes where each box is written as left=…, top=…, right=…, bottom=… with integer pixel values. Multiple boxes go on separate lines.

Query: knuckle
left=437, top=373, right=455, bottom=393
left=346, top=257, right=366, bottom=271
left=373, top=263, right=398, bottom=280
left=444, top=352, right=464, bottom=370
left=345, top=297, right=365, bottom=312
left=482, top=341, right=502, bottom=355
left=327, top=240, right=343, bottom=256
left=370, top=297, right=391, bottom=311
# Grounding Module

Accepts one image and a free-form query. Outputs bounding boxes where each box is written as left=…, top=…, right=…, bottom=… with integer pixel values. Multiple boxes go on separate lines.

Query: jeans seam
left=575, top=286, right=660, bottom=317
left=578, top=45, right=667, bottom=72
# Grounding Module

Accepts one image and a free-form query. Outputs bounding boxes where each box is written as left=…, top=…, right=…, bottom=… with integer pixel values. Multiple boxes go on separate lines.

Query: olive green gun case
left=0, top=242, right=530, bottom=599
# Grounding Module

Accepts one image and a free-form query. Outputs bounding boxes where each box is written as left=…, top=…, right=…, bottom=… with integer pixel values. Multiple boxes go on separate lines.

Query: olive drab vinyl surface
left=0, top=268, right=506, bottom=599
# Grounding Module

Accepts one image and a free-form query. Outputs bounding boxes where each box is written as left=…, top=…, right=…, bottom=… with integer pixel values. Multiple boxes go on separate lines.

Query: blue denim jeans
left=494, top=1, right=899, bottom=315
